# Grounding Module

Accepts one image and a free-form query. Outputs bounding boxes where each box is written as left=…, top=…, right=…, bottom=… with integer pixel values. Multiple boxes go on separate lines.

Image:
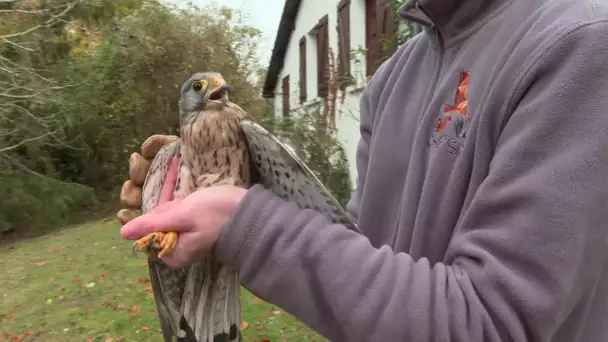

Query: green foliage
left=259, top=107, right=353, bottom=208
left=0, top=172, right=96, bottom=234
left=53, top=1, right=266, bottom=193
left=0, top=0, right=142, bottom=234
left=0, top=0, right=266, bottom=234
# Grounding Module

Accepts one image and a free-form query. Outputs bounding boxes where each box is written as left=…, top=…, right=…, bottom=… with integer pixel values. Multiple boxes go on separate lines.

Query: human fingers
left=120, top=199, right=189, bottom=240
left=117, top=209, right=138, bottom=225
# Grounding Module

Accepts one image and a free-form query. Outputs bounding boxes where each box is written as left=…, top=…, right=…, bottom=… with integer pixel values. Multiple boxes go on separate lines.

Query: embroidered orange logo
left=436, top=70, right=470, bottom=133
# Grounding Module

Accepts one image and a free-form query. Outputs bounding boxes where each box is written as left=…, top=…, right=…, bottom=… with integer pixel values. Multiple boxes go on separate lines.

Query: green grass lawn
left=0, top=218, right=326, bottom=341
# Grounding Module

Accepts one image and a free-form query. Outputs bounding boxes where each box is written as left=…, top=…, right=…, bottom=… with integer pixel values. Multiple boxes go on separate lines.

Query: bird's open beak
left=206, top=79, right=231, bottom=102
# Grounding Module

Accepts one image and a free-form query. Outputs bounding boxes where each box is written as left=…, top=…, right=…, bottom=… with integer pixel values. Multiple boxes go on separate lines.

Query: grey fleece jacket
left=215, top=0, right=608, bottom=341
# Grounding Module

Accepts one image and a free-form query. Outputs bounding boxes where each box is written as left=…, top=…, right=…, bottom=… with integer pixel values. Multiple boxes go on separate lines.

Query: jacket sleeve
left=214, top=23, right=608, bottom=341
left=345, top=76, right=373, bottom=223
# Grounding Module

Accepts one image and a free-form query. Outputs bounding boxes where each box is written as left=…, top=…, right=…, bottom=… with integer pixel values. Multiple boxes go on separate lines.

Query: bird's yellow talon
left=158, top=232, right=178, bottom=258
left=134, top=232, right=178, bottom=259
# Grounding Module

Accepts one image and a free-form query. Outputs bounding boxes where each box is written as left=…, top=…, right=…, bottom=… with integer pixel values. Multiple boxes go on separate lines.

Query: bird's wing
left=141, top=139, right=189, bottom=342
left=239, top=119, right=360, bottom=232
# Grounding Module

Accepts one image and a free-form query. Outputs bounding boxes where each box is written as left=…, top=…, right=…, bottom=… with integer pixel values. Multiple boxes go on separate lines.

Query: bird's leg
left=134, top=173, right=240, bottom=260
left=134, top=160, right=184, bottom=260
left=133, top=232, right=179, bottom=260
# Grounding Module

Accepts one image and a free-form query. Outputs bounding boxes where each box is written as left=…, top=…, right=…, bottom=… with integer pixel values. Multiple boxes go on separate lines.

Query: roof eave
left=262, top=0, right=302, bottom=98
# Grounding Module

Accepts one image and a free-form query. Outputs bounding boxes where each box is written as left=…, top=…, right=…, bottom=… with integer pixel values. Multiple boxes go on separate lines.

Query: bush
left=0, top=173, right=96, bottom=234
left=259, top=106, right=353, bottom=208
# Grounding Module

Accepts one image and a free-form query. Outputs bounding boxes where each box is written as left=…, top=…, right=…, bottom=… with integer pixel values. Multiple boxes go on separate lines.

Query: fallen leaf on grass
left=130, top=305, right=141, bottom=313
left=101, top=301, right=111, bottom=308
left=9, top=284, right=15, bottom=289
left=85, top=282, right=96, bottom=288
left=114, top=303, right=125, bottom=309
left=100, top=271, right=109, bottom=277
left=105, top=338, right=113, bottom=342
left=271, top=310, right=281, bottom=316
left=74, top=277, right=82, bottom=283
left=138, top=277, right=150, bottom=283
left=86, top=337, right=94, bottom=342
left=252, top=297, right=262, bottom=305
left=12, top=333, right=25, bottom=342
left=48, top=278, right=54, bottom=283
left=143, top=286, right=152, bottom=291
left=65, top=257, right=72, bottom=261
left=241, top=321, right=249, bottom=330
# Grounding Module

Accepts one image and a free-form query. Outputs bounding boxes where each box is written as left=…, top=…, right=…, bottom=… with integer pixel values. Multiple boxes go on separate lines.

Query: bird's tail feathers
left=179, top=256, right=241, bottom=342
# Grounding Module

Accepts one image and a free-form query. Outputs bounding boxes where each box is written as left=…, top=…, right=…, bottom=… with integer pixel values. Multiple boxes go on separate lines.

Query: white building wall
left=272, top=0, right=371, bottom=187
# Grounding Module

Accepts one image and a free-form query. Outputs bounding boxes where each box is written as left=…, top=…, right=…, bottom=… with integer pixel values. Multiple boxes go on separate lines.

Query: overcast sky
left=166, top=0, right=284, bottom=65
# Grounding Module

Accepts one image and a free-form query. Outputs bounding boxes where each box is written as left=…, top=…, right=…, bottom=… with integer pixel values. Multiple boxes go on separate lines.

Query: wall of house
left=272, top=0, right=370, bottom=188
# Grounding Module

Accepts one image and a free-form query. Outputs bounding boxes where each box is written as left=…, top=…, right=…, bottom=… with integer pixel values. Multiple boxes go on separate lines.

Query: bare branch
left=57, top=18, right=101, bottom=35
left=0, top=8, right=52, bottom=14
left=1, top=0, right=81, bottom=40
left=0, top=130, right=57, bottom=153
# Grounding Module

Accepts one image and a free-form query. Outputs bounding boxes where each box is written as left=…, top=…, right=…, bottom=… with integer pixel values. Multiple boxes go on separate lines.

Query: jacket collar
left=398, top=0, right=511, bottom=44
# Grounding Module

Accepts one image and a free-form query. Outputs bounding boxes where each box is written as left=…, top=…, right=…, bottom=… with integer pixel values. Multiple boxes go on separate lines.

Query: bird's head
left=178, top=72, right=231, bottom=125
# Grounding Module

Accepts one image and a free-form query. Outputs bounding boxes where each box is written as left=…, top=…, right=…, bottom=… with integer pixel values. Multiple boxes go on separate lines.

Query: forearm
left=215, top=186, right=506, bottom=341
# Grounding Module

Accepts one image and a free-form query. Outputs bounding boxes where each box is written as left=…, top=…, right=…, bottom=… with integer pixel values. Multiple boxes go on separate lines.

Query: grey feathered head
left=178, top=72, right=231, bottom=125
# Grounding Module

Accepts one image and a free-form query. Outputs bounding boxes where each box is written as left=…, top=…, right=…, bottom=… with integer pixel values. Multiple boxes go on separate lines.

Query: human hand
left=117, top=134, right=179, bottom=224
left=120, top=183, right=247, bottom=268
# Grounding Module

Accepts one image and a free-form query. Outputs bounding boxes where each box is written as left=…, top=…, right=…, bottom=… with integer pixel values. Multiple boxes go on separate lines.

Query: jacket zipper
left=391, top=19, right=445, bottom=247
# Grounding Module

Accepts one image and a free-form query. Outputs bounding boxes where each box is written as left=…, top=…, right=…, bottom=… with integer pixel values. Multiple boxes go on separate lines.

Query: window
left=337, top=0, right=351, bottom=88
left=299, top=36, right=307, bottom=103
left=365, top=0, right=396, bottom=76
left=282, top=75, right=290, bottom=116
left=314, top=15, right=329, bottom=98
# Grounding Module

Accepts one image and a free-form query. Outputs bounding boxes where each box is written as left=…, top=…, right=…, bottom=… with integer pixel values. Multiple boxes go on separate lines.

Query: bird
left=120, top=72, right=360, bottom=342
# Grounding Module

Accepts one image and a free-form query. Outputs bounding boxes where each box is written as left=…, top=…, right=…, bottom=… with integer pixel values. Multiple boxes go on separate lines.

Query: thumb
left=120, top=200, right=188, bottom=240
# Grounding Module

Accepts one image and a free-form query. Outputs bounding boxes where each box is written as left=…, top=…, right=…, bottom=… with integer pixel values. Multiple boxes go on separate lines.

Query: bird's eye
left=192, top=81, right=203, bottom=92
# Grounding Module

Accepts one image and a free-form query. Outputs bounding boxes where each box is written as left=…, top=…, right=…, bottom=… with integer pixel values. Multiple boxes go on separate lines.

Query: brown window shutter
left=337, top=0, right=351, bottom=86
left=369, top=0, right=397, bottom=73
left=316, top=15, right=329, bottom=98
left=299, top=36, right=307, bottom=103
left=282, top=75, right=290, bottom=116
left=365, top=0, right=377, bottom=76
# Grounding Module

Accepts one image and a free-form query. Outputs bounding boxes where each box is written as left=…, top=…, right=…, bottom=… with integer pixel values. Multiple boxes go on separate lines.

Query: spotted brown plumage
left=125, top=72, right=359, bottom=342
